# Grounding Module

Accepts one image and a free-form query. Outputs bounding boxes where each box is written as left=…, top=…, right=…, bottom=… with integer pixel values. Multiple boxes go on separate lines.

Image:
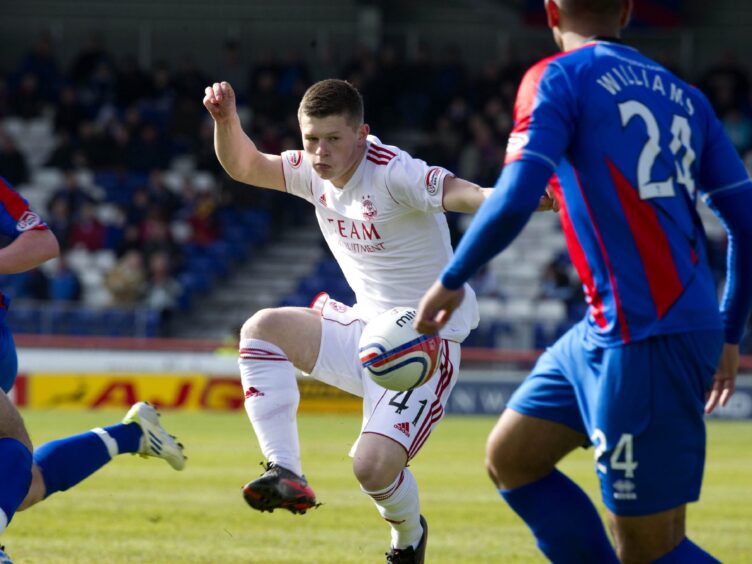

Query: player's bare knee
left=240, top=308, right=286, bottom=342
left=353, top=455, right=401, bottom=491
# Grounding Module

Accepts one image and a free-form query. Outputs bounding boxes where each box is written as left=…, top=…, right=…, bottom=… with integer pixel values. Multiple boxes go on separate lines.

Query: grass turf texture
left=5, top=411, right=751, bottom=563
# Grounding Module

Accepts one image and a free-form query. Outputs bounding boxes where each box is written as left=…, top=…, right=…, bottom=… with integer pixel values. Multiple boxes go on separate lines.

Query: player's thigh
left=307, top=298, right=367, bottom=397
left=591, top=330, right=723, bottom=518
left=487, top=409, right=587, bottom=489
left=489, top=326, right=589, bottom=487
left=607, top=505, right=686, bottom=563
left=361, top=340, right=459, bottom=461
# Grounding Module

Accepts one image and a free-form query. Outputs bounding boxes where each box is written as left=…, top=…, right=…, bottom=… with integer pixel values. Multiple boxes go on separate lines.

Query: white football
left=358, top=307, right=442, bottom=391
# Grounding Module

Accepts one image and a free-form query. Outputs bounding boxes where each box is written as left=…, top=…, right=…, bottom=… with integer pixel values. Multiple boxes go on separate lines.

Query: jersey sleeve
left=691, top=94, right=752, bottom=343
left=696, top=92, right=752, bottom=202
left=0, top=177, right=48, bottom=239
left=505, top=59, right=576, bottom=171
left=280, top=150, right=314, bottom=204
left=384, top=153, right=452, bottom=213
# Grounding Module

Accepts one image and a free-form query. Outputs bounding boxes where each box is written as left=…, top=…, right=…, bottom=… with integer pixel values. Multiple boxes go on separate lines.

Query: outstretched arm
left=0, top=229, right=59, bottom=274
left=442, top=177, right=558, bottom=214
left=203, top=81, right=285, bottom=191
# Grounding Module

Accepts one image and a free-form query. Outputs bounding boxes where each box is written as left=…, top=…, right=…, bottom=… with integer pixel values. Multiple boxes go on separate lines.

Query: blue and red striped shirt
left=442, top=40, right=752, bottom=346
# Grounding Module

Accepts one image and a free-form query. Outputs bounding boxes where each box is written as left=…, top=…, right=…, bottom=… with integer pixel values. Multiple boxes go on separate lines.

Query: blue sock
left=33, top=423, right=142, bottom=497
left=654, top=538, right=720, bottom=563
left=0, top=438, right=33, bottom=532
left=500, top=469, right=618, bottom=564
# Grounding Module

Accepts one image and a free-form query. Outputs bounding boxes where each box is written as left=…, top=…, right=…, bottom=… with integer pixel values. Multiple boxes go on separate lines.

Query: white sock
left=239, top=338, right=302, bottom=476
left=0, top=508, right=7, bottom=535
left=362, top=468, right=423, bottom=549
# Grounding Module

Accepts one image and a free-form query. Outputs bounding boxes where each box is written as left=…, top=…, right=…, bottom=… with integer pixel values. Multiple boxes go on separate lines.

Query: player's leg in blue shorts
left=496, top=320, right=617, bottom=562
left=509, top=323, right=723, bottom=516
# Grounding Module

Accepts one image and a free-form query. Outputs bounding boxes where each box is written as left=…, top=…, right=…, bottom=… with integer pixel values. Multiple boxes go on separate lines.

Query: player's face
left=300, top=113, right=369, bottom=187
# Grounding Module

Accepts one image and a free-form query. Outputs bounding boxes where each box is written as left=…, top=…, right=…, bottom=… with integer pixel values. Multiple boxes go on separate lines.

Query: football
left=358, top=307, right=442, bottom=391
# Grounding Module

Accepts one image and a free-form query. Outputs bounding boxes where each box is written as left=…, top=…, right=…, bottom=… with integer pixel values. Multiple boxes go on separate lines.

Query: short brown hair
left=557, top=0, right=623, bottom=18
left=298, top=79, right=364, bottom=127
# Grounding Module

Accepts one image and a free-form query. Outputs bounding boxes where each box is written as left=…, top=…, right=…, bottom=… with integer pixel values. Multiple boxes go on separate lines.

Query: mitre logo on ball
left=358, top=307, right=442, bottom=391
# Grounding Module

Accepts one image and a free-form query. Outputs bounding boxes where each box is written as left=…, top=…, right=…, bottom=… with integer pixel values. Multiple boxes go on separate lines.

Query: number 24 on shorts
left=591, top=429, right=639, bottom=478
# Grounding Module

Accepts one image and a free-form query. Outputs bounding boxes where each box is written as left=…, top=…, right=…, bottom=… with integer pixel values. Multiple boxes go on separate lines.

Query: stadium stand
left=0, top=9, right=749, bottom=350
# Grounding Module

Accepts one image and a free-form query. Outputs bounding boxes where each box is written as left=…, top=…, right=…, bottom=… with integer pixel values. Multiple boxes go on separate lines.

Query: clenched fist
left=203, top=81, right=237, bottom=123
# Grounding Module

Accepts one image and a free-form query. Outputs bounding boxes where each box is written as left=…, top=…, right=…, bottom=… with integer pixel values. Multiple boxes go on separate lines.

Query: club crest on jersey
left=16, top=210, right=41, bottom=232
left=506, top=132, right=529, bottom=156
left=425, top=167, right=442, bottom=195
left=286, top=150, right=303, bottom=169
left=361, top=194, right=377, bottom=220
left=328, top=300, right=347, bottom=313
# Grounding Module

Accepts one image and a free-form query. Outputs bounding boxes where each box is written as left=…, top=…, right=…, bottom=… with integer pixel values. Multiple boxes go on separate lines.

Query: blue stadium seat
left=100, top=309, right=137, bottom=337
left=5, top=307, right=42, bottom=334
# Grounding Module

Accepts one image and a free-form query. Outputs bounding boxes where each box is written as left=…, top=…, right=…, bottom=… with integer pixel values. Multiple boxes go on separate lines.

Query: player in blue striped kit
left=416, top=1, right=752, bottom=562
left=0, top=177, right=185, bottom=562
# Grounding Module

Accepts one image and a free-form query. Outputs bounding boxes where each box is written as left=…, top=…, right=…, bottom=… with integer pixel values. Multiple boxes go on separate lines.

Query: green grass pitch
left=5, top=411, right=751, bottom=563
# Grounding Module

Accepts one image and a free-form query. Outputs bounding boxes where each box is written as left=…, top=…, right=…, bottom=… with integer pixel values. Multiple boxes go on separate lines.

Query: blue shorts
left=507, top=320, right=723, bottom=516
left=0, top=322, right=17, bottom=393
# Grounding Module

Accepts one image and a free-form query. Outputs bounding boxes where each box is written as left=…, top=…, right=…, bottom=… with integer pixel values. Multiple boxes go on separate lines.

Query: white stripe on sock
left=91, top=427, right=119, bottom=458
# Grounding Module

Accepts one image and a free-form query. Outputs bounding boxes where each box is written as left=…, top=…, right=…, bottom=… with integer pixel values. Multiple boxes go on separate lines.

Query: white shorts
left=308, top=293, right=460, bottom=460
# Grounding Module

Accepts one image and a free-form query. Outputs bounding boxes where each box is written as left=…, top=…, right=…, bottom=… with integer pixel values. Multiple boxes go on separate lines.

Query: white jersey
left=281, top=135, right=479, bottom=342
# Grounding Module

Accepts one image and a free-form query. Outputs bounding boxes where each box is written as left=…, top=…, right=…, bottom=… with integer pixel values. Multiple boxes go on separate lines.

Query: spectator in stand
left=148, top=170, right=182, bottom=218
left=9, top=73, right=45, bottom=119
left=48, top=254, right=83, bottom=302
left=69, top=33, right=113, bottom=86
left=105, top=249, right=146, bottom=306
left=54, top=85, right=88, bottom=138
left=146, top=60, right=174, bottom=110
left=0, top=132, right=29, bottom=186
left=115, top=223, right=142, bottom=258
left=186, top=192, right=219, bottom=247
left=538, top=256, right=583, bottom=320
left=722, top=108, right=752, bottom=155
left=47, top=170, right=96, bottom=220
left=470, top=264, right=505, bottom=300
left=125, top=185, right=152, bottom=227
left=45, top=197, right=72, bottom=250
left=67, top=201, right=106, bottom=251
left=115, top=55, right=153, bottom=108
left=144, top=251, right=182, bottom=327
left=699, top=49, right=751, bottom=118
left=126, top=123, right=171, bottom=172
left=141, top=213, right=183, bottom=270
left=16, top=32, right=61, bottom=103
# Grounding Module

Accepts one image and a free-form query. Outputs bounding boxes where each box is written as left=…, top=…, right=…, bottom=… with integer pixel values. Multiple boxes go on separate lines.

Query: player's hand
left=705, top=343, right=739, bottom=414
left=203, top=81, right=237, bottom=123
left=414, top=280, right=465, bottom=335
left=536, top=186, right=560, bottom=213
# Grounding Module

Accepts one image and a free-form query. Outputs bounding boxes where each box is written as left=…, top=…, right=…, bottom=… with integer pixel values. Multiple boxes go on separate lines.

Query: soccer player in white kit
left=203, top=78, right=493, bottom=563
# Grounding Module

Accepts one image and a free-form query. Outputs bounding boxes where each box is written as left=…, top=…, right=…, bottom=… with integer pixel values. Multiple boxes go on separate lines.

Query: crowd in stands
left=0, top=32, right=750, bottom=350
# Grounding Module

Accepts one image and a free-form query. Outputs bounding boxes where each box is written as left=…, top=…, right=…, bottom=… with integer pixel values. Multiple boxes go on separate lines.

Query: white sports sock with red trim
left=239, top=338, right=302, bottom=476
left=362, top=468, right=423, bottom=550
